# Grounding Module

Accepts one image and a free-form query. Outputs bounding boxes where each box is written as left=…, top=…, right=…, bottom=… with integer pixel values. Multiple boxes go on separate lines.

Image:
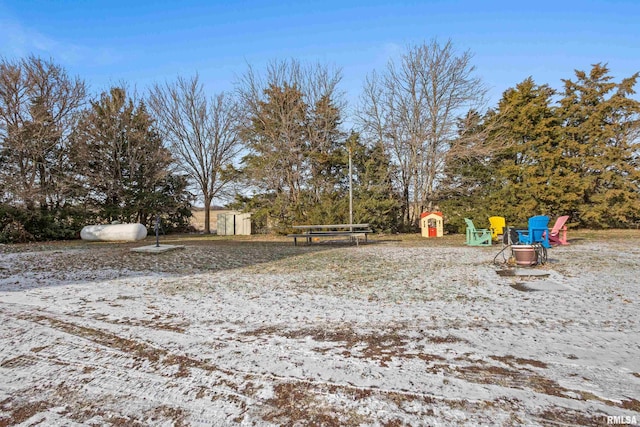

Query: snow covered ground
left=0, top=233, right=638, bottom=426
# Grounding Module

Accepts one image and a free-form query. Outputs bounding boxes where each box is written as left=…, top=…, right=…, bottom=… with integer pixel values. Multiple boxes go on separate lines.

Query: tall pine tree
left=558, top=64, right=640, bottom=227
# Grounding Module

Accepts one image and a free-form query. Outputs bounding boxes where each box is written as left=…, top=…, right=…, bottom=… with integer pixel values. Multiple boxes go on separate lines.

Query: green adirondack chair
left=464, top=218, right=492, bottom=246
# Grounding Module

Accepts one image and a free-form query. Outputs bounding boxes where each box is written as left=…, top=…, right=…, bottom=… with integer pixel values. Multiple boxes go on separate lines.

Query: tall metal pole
left=348, top=145, right=353, bottom=231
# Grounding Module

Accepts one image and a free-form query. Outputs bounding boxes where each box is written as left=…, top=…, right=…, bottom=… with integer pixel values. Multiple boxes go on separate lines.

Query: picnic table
left=287, top=223, right=372, bottom=246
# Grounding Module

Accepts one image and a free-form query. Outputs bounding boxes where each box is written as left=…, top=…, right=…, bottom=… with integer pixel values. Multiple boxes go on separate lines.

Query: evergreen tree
left=307, top=94, right=346, bottom=202
left=440, top=79, right=563, bottom=230
left=484, top=77, right=561, bottom=223
left=71, top=87, right=184, bottom=226
left=240, top=82, right=309, bottom=228
left=441, top=67, right=640, bottom=230
left=439, top=110, right=496, bottom=231
left=302, top=94, right=349, bottom=226
left=350, top=134, right=401, bottom=232
left=557, top=64, right=640, bottom=227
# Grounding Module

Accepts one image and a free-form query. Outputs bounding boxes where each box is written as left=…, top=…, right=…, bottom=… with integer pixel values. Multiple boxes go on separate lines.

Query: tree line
left=1, top=39, right=638, bottom=242
left=441, top=64, right=640, bottom=231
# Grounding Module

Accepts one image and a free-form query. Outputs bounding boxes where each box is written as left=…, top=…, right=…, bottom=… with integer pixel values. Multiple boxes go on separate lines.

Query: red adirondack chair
left=548, top=215, right=569, bottom=245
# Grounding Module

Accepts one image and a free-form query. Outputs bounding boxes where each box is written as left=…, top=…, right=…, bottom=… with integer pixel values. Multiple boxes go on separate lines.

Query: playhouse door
left=427, top=219, right=437, bottom=237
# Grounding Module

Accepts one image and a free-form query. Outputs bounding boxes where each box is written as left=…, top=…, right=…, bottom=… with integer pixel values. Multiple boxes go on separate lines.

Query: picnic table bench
left=287, top=224, right=372, bottom=246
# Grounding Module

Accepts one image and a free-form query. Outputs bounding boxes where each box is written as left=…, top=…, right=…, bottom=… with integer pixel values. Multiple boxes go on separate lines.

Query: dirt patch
left=242, top=325, right=462, bottom=366
left=432, top=360, right=639, bottom=410
left=0, top=399, right=50, bottom=427
left=261, top=383, right=345, bottom=426
left=535, top=408, right=607, bottom=427
left=490, top=355, right=548, bottom=369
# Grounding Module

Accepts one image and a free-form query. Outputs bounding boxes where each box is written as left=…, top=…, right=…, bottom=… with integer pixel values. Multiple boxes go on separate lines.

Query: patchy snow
left=0, top=235, right=638, bottom=426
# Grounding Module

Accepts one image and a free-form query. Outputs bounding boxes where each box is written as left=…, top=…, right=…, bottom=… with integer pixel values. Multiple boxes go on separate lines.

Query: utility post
left=348, top=145, right=353, bottom=232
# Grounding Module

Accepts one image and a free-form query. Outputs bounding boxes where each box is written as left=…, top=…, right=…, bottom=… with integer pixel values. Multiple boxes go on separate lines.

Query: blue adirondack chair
left=516, top=215, right=551, bottom=248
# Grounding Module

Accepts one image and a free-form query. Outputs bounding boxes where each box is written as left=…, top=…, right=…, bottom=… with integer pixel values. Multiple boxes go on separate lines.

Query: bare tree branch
left=0, top=56, right=86, bottom=208
left=148, top=75, right=241, bottom=233
left=356, top=39, right=487, bottom=226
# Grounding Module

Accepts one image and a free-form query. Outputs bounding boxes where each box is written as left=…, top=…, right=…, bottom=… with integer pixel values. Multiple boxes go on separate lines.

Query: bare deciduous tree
left=357, top=39, right=486, bottom=227
left=0, top=56, right=86, bottom=209
left=148, top=75, right=241, bottom=233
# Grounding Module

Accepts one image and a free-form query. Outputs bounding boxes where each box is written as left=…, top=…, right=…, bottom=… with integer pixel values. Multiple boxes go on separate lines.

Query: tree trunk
left=203, top=195, right=212, bottom=234
left=403, top=185, right=410, bottom=228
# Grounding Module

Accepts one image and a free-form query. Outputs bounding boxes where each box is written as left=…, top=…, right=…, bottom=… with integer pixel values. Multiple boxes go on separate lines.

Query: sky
left=1, top=0, right=639, bottom=115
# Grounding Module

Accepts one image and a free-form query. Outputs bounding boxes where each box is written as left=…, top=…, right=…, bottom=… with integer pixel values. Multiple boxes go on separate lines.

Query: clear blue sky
left=1, top=0, right=639, bottom=111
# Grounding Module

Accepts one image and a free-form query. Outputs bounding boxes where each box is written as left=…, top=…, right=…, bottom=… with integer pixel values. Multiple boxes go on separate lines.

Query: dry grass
left=4, top=227, right=638, bottom=252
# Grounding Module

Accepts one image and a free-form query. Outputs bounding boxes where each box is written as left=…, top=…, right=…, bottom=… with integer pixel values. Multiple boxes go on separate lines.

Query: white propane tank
left=80, top=223, right=147, bottom=242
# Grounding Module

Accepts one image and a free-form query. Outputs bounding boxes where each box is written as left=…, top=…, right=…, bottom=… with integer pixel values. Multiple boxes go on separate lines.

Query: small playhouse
left=420, top=211, right=444, bottom=238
